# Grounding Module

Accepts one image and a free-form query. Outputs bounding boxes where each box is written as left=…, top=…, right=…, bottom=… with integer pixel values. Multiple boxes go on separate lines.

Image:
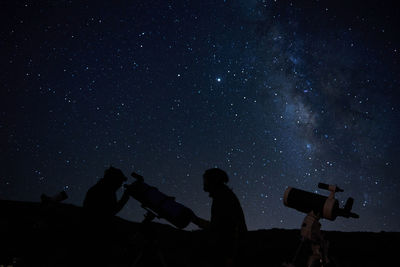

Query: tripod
left=285, top=211, right=332, bottom=267
left=130, top=209, right=168, bottom=267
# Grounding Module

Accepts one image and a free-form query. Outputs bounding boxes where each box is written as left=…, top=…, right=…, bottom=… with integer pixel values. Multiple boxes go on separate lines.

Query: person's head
left=102, top=166, right=127, bottom=190
left=203, top=168, right=229, bottom=194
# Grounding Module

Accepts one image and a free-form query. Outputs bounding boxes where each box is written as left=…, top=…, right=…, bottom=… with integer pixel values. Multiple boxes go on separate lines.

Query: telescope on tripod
left=283, top=183, right=359, bottom=267
left=124, top=171, right=194, bottom=229
left=123, top=172, right=195, bottom=267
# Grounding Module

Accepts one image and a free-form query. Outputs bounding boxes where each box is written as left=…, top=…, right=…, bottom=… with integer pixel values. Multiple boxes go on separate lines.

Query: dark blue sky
left=1, top=0, right=399, bottom=231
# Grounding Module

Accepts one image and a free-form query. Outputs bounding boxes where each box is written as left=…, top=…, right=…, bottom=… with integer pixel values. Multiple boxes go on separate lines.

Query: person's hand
left=123, top=183, right=134, bottom=195
left=191, top=214, right=210, bottom=229
left=121, top=186, right=131, bottom=200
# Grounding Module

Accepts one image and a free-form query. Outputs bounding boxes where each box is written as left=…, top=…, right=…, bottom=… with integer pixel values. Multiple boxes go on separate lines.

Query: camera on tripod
left=124, top=172, right=193, bottom=229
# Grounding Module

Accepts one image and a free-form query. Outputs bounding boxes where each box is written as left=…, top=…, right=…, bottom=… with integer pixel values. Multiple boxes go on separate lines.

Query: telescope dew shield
left=127, top=181, right=193, bottom=229
left=283, top=187, right=339, bottom=220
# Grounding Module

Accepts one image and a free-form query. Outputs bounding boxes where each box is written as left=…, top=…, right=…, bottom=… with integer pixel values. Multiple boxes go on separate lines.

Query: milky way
left=1, top=0, right=399, bottom=231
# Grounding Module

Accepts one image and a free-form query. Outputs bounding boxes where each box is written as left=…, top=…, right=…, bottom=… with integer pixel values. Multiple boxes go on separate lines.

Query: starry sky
left=1, top=0, right=399, bottom=232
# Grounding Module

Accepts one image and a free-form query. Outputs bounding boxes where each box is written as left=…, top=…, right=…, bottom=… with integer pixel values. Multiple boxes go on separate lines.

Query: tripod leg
left=307, top=243, right=322, bottom=267
left=130, top=244, right=169, bottom=267
left=156, top=249, right=168, bottom=267
left=131, top=250, right=144, bottom=267
left=291, top=238, right=306, bottom=265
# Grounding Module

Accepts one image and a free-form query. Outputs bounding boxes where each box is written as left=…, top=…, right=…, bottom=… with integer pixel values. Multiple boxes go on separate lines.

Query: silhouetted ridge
left=1, top=199, right=398, bottom=266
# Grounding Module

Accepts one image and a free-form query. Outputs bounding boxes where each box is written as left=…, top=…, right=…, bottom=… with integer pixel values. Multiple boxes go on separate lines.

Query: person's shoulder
left=87, top=183, right=99, bottom=192
left=219, top=186, right=238, bottom=200
left=86, top=183, right=107, bottom=195
left=225, top=186, right=243, bottom=205
left=223, top=185, right=235, bottom=194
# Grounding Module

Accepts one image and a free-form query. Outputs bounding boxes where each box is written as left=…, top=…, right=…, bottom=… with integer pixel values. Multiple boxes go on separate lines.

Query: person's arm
left=114, top=190, right=130, bottom=215
left=191, top=213, right=211, bottom=229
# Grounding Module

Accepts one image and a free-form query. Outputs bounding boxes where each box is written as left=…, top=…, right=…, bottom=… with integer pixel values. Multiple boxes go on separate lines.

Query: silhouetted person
left=192, top=168, right=247, bottom=267
left=82, top=166, right=130, bottom=266
left=83, top=166, right=130, bottom=217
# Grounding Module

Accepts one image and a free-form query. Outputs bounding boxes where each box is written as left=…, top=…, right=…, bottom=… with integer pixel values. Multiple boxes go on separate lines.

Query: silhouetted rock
left=0, top=199, right=398, bottom=266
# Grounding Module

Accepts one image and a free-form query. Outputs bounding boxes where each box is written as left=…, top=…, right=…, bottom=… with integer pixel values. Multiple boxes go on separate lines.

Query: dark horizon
left=1, top=0, right=399, bottom=232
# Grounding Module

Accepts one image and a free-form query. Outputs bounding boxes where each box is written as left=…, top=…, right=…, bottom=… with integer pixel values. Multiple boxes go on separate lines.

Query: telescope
left=124, top=172, right=193, bottom=229
left=283, top=183, right=359, bottom=220
left=283, top=183, right=359, bottom=267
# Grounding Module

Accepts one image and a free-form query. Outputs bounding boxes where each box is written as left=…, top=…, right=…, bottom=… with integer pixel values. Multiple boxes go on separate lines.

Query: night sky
left=1, top=0, right=399, bottom=232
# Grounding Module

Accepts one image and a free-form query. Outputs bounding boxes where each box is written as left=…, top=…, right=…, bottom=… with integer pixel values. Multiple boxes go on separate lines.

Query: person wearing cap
left=83, top=166, right=130, bottom=217
left=192, top=168, right=247, bottom=266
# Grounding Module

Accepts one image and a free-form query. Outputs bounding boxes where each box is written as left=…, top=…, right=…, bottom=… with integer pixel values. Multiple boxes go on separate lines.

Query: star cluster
left=1, top=0, right=399, bottom=231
